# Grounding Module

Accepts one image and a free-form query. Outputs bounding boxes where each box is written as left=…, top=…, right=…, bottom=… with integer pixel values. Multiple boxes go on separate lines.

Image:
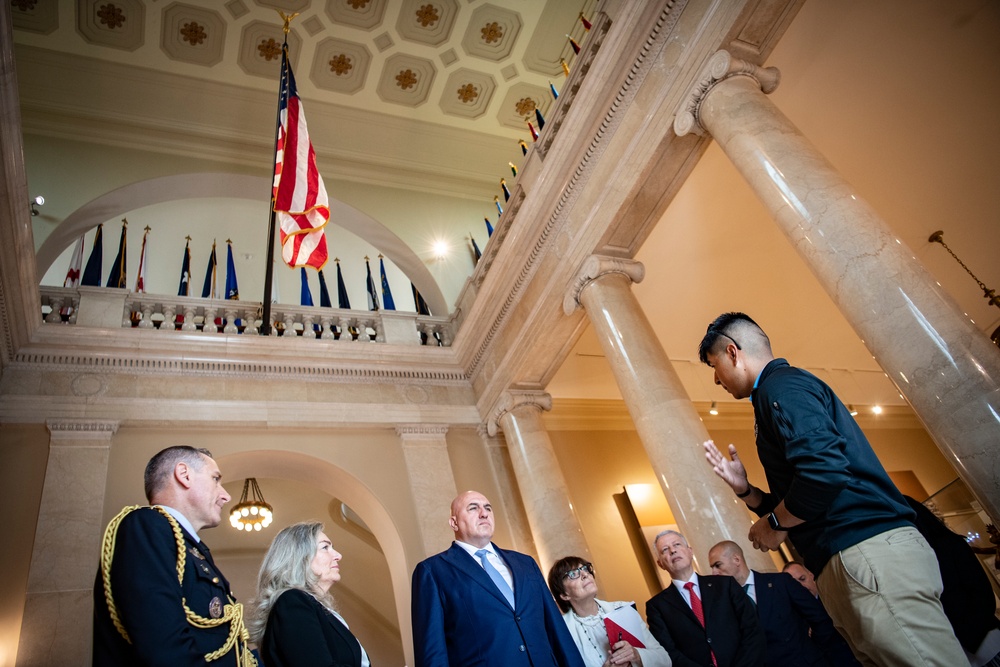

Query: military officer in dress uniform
left=93, top=445, right=256, bottom=666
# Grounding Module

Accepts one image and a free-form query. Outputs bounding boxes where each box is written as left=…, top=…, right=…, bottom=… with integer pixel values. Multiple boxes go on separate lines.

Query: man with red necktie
left=646, top=530, right=765, bottom=667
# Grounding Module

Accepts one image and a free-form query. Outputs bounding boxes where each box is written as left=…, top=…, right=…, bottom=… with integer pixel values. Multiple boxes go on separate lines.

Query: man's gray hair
left=652, top=529, right=687, bottom=552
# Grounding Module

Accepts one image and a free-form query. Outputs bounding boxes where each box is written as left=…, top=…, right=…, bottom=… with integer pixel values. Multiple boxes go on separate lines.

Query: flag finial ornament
left=509, top=162, right=518, bottom=177
left=277, top=10, right=300, bottom=35
left=560, top=58, right=570, bottom=77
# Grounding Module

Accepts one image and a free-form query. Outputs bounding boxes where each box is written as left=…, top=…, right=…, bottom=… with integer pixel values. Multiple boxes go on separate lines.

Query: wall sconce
left=929, top=230, right=1000, bottom=347
left=30, top=195, right=44, bottom=216
left=709, top=401, right=719, bottom=416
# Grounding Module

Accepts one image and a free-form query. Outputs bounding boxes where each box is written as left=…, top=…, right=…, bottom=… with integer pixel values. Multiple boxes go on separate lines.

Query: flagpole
left=261, top=10, right=299, bottom=335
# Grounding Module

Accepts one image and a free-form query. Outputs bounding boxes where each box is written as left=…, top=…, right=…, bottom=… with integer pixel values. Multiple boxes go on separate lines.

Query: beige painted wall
left=0, top=424, right=49, bottom=667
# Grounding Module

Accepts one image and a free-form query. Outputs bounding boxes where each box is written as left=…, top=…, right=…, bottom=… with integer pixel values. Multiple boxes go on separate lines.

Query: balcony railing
left=39, top=286, right=454, bottom=346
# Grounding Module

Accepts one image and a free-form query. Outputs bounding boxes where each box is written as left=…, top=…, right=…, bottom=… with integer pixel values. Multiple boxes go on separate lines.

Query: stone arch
left=34, top=172, right=448, bottom=316
left=217, top=448, right=416, bottom=666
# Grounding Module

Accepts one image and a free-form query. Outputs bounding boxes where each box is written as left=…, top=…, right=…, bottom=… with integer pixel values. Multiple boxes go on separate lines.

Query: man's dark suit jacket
left=411, top=542, right=585, bottom=667
left=260, top=588, right=364, bottom=667
left=93, top=507, right=242, bottom=666
left=753, top=571, right=857, bottom=666
left=646, top=575, right=765, bottom=667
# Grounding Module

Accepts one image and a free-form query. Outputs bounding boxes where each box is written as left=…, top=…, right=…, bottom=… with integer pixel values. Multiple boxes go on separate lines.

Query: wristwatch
left=767, top=512, right=786, bottom=531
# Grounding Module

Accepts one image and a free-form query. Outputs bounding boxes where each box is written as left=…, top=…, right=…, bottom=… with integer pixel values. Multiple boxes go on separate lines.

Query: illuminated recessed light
left=848, top=404, right=858, bottom=416
left=709, top=401, right=718, bottom=416
left=872, top=405, right=883, bottom=415
left=432, top=240, right=448, bottom=258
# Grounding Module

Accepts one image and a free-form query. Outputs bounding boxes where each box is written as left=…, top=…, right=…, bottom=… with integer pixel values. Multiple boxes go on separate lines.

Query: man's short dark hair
left=546, top=555, right=591, bottom=614
left=697, top=312, right=768, bottom=364
left=143, top=446, right=213, bottom=502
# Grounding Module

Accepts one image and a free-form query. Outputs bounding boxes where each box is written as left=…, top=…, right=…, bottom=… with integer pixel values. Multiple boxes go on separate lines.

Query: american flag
left=272, top=44, right=329, bottom=271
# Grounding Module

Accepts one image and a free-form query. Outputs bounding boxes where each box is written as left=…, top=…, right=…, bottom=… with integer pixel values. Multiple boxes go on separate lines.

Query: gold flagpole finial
left=185, top=235, right=192, bottom=242
left=144, top=225, right=151, bottom=233
left=277, top=10, right=300, bottom=35
left=334, top=257, right=340, bottom=263
left=121, top=217, right=128, bottom=226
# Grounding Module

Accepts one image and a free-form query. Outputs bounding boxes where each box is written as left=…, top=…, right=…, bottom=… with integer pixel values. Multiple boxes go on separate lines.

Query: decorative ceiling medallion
left=514, top=97, right=536, bottom=117
left=396, top=69, right=418, bottom=90
left=310, top=36, right=370, bottom=94
left=461, top=4, right=521, bottom=62
left=457, top=84, right=478, bottom=104
left=415, top=4, right=439, bottom=28
left=377, top=54, right=435, bottom=106
left=161, top=4, right=226, bottom=66
left=480, top=21, right=502, bottom=45
left=11, top=0, right=58, bottom=34
left=439, top=68, right=495, bottom=119
left=77, top=0, right=145, bottom=51
left=181, top=22, right=206, bottom=46
left=329, top=54, right=352, bottom=75
left=397, top=0, right=457, bottom=47
left=258, top=38, right=282, bottom=61
left=237, top=20, right=302, bottom=78
left=497, top=82, right=550, bottom=130
left=326, top=0, right=387, bottom=31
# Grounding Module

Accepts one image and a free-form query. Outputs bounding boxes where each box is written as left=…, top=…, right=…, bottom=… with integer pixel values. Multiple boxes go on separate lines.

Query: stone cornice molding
left=563, top=255, right=645, bottom=316
left=46, top=418, right=120, bottom=440
left=674, top=49, right=781, bottom=137
left=395, top=424, right=450, bottom=440
left=487, top=390, right=553, bottom=437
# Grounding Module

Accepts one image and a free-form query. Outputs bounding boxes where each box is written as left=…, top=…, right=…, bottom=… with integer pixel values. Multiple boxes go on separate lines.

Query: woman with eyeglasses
left=548, top=556, right=671, bottom=667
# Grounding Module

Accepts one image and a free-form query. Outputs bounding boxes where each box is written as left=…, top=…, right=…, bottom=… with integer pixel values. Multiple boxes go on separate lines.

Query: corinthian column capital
left=486, top=389, right=553, bottom=437
left=563, top=255, right=645, bottom=316
left=674, top=50, right=781, bottom=137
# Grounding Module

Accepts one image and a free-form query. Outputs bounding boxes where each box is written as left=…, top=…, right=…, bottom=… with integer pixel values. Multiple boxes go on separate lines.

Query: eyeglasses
left=716, top=332, right=742, bottom=350
left=563, top=563, right=594, bottom=580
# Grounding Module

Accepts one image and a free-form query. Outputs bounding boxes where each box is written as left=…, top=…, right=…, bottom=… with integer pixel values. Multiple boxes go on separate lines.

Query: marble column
left=488, top=391, right=590, bottom=571
left=17, top=419, right=118, bottom=667
left=564, top=256, right=774, bottom=573
left=675, top=50, right=1000, bottom=521
left=397, top=425, right=458, bottom=557
left=475, top=424, right=537, bottom=558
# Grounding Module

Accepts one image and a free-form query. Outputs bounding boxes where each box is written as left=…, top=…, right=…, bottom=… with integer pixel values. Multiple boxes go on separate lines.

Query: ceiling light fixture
left=30, top=195, right=44, bottom=216
left=872, top=405, right=883, bottom=415
left=432, top=240, right=448, bottom=259
left=709, top=401, right=719, bottom=416
left=229, top=477, right=273, bottom=532
left=848, top=404, right=859, bottom=416
left=929, top=230, right=1000, bottom=348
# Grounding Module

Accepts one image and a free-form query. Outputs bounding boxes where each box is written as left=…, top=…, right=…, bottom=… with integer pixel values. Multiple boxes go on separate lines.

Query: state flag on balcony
left=178, top=236, right=192, bottom=297
left=201, top=240, right=218, bottom=299
left=335, top=259, right=351, bottom=309
left=379, top=255, right=396, bottom=311
left=484, top=217, right=494, bottom=238
left=300, top=267, right=314, bottom=306
left=81, top=223, right=104, bottom=287
left=317, top=269, right=332, bottom=308
left=134, top=226, right=150, bottom=294
left=106, top=219, right=128, bottom=289
left=225, top=240, right=239, bottom=300
left=63, top=235, right=85, bottom=288
left=272, top=43, right=329, bottom=272
left=471, top=236, right=482, bottom=263
left=365, top=256, right=380, bottom=311
left=411, top=282, right=430, bottom=316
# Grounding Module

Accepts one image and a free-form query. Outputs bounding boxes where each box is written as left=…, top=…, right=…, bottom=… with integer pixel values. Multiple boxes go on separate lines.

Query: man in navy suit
left=411, top=490, right=585, bottom=667
left=708, top=540, right=859, bottom=667
left=646, top=530, right=765, bottom=667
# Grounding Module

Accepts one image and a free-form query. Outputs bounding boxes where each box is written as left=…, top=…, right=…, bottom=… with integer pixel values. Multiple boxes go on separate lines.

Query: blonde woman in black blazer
left=250, top=522, right=370, bottom=667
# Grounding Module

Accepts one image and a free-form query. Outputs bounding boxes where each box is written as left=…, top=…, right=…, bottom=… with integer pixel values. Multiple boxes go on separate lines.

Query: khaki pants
left=817, top=526, right=967, bottom=667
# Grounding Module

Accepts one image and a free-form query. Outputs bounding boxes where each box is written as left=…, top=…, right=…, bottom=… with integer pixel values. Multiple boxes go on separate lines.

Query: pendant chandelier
left=229, top=477, right=273, bottom=532
left=929, top=230, right=1000, bottom=348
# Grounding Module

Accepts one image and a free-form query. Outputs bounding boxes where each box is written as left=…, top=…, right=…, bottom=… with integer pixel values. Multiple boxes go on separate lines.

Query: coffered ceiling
left=12, top=0, right=590, bottom=137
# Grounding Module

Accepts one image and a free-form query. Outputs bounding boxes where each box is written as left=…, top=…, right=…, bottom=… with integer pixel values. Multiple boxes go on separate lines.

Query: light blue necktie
left=476, top=548, right=515, bottom=608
